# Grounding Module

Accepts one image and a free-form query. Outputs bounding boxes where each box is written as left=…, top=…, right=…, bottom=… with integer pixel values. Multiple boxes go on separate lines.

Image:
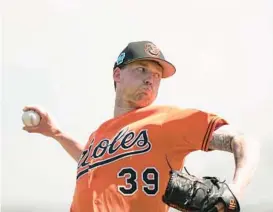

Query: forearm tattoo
left=233, top=141, right=245, bottom=168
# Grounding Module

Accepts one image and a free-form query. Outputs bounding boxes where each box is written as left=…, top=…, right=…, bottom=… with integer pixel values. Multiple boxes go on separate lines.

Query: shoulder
left=149, top=104, right=203, bottom=115
left=142, top=105, right=228, bottom=127
left=157, top=105, right=221, bottom=121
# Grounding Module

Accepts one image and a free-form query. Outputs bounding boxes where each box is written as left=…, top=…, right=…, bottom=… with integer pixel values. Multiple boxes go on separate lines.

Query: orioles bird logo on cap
left=144, top=43, right=161, bottom=57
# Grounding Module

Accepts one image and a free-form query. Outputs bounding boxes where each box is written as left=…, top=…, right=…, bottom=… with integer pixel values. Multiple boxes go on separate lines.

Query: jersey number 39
left=117, top=167, right=159, bottom=196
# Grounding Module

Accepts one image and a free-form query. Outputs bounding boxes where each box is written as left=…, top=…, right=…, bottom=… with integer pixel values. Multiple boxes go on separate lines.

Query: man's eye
left=136, top=67, right=146, bottom=73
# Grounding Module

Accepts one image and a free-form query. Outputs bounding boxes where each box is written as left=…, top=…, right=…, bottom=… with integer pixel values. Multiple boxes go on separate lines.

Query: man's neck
left=114, top=95, right=138, bottom=118
left=114, top=106, right=136, bottom=118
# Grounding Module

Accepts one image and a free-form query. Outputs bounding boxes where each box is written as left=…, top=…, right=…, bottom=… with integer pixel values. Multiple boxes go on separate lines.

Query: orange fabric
left=70, top=105, right=228, bottom=212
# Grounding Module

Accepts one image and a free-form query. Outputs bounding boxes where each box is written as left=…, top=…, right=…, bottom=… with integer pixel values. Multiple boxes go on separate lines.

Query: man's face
left=114, top=60, right=163, bottom=108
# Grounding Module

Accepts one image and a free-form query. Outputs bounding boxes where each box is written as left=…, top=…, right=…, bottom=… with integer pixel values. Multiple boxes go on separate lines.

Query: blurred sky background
left=2, top=0, right=273, bottom=211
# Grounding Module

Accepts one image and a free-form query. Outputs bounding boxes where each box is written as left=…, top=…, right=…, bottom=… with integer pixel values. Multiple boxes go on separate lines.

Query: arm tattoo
left=208, top=125, right=243, bottom=153
left=209, top=124, right=260, bottom=191
left=233, top=141, right=245, bottom=168
left=209, top=133, right=233, bottom=152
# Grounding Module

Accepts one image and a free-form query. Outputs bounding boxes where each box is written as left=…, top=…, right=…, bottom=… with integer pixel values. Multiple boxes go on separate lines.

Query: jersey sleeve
left=162, top=107, right=228, bottom=152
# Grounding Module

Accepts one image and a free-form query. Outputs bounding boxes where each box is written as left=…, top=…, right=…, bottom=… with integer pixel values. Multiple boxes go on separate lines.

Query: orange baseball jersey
left=70, top=105, right=228, bottom=212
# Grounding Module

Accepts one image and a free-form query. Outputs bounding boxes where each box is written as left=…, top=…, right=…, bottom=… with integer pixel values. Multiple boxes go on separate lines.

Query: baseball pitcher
left=23, top=41, right=260, bottom=212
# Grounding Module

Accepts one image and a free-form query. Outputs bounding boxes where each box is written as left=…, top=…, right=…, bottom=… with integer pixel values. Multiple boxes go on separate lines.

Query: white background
left=2, top=0, right=273, bottom=211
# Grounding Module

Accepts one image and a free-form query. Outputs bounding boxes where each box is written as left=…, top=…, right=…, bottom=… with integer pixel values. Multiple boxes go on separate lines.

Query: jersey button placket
left=88, top=170, right=97, bottom=189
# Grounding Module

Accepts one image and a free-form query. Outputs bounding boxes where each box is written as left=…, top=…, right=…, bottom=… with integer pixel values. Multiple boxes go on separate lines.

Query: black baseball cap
left=113, top=41, right=176, bottom=78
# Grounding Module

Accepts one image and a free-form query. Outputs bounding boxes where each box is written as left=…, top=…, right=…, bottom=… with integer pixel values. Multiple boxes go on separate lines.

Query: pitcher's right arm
left=22, top=106, right=84, bottom=162
left=51, top=130, right=84, bottom=162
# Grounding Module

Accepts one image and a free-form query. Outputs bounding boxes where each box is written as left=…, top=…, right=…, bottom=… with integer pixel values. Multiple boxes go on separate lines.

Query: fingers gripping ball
left=162, top=170, right=240, bottom=212
left=22, top=110, right=41, bottom=127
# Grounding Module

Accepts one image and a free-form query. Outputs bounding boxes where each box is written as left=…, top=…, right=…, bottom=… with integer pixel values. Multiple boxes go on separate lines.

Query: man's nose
left=144, top=73, right=154, bottom=85
left=144, top=77, right=153, bottom=85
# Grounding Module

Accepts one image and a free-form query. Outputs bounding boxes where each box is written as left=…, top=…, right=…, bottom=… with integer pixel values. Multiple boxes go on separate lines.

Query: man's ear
left=113, top=67, right=121, bottom=84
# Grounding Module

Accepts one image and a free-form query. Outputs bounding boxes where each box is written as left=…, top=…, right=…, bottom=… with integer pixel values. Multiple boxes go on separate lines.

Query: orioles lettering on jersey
left=77, top=127, right=152, bottom=180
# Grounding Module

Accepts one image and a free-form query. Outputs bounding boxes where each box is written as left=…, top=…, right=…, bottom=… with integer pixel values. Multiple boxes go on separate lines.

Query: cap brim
left=124, top=57, right=176, bottom=78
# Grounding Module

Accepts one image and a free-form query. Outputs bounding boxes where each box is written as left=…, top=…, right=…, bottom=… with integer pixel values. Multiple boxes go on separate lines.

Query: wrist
left=50, top=128, right=63, bottom=139
left=228, top=183, right=244, bottom=201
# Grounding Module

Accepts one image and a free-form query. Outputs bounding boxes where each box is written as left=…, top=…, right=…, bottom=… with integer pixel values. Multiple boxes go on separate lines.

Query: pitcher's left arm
left=208, top=125, right=260, bottom=199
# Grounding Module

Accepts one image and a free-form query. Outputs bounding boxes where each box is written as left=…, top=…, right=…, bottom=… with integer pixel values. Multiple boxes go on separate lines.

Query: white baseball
left=22, top=110, right=41, bottom=127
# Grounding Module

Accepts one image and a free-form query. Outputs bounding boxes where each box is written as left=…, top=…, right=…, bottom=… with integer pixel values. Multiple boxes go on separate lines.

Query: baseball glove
left=162, top=168, right=240, bottom=212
